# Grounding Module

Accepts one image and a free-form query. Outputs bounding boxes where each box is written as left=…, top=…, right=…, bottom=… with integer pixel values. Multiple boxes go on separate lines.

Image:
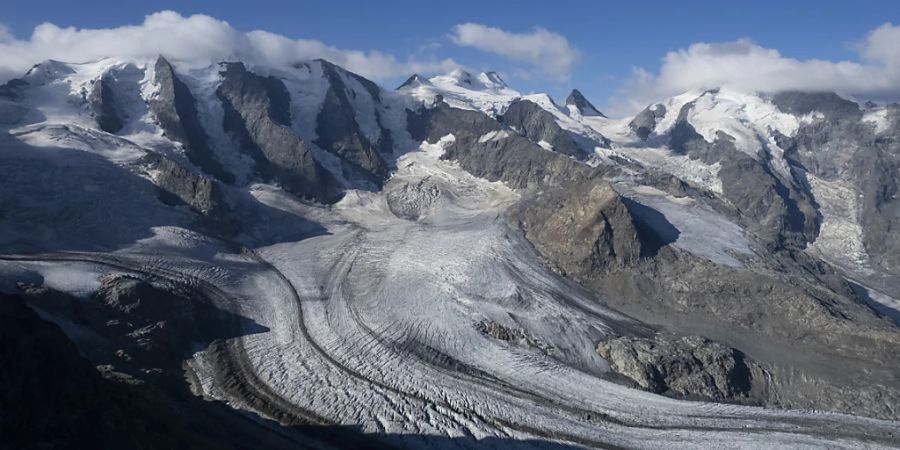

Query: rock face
left=772, top=91, right=863, bottom=121
left=512, top=179, right=653, bottom=275
left=315, top=60, right=390, bottom=184
left=628, top=104, right=665, bottom=140
left=860, top=139, right=900, bottom=273
left=89, top=76, right=123, bottom=133
left=216, top=62, right=340, bottom=203
left=142, top=153, right=236, bottom=234
left=596, top=335, right=762, bottom=401
left=150, top=56, right=235, bottom=184
left=407, top=101, right=604, bottom=189
left=565, top=89, right=606, bottom=117
left=498, top=99, right=585, bottom=158
left=773, top=92, right=900, bottom=274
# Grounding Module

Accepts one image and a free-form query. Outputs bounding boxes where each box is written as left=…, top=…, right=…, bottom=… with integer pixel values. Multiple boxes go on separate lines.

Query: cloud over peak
left=610, top=23, right=900, bottom=115
left=0, top=10, right=460, bottom=82
left=450, top=23, right=580, bottom=80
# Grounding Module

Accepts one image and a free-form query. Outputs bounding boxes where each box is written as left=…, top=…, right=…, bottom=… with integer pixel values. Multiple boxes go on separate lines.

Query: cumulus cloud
left=608, top=23, right=900, bottom=116
left=450, top=23, right=580, bottom=79
left=0, top=10, right=460, bottom=83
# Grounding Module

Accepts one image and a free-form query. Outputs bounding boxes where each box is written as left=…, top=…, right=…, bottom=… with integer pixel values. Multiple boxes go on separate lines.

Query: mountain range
left=1, top=55, right=899, bottom=449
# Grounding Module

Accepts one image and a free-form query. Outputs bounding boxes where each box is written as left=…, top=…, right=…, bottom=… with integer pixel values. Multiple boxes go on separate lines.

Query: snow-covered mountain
left=2, top=55, right=900, bottom=449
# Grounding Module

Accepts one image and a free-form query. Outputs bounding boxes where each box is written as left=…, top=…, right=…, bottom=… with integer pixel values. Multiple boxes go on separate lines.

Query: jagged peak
left=436, top=68, right=476, bottom=87
left=397, top=73, right=430, bottom=90
left=565, top=89, right=605, bottom=118
left=479, top=71, right=508, bottom=89
left=309, top=58, right=382, bottom=100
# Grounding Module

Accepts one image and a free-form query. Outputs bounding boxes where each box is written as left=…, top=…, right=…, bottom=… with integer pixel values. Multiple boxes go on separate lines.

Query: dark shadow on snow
left=0, top=129, right=329, bottom=255
left=848, top=280, right=900, bottom=326
left=621, top=197, right=680, bottom=257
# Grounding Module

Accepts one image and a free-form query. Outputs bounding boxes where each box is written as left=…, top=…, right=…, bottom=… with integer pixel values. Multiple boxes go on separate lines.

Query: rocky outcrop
left=0, top=78, right=27, bottom=101
left=565, top=89, right=605, bottom=117
left=143, top=153, right=237, bottom=234
left=384, top=176, right=441, bottom=221
left=477, top=320, right=555, bottom=354
left=216, top=62, right=340, bottom=203
left=315, top=60, right=390, bottom=184
left=92, top=274, right=212, bottom=365
left=150, top=56, right=235, bottom=184
left=89, top=76, right=123, bottom=133
left=629, top=104, right=665, bottom=140
left=596, top=334, right=763, bottom=402
left=772, top=91, right=863, bottom=121
left=498, top=98, right=585, bottom=158
left=511, top=179, right=654, bottom=275
left=95, top=275, right=193, bottom=319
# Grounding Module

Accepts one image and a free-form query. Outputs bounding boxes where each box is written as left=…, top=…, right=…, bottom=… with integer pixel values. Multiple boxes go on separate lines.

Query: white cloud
left=0, top=24, right=13, bottom=43
left=608, top=23, right=900, bottom=116
left=0, top=10, right=460, bottom=83
left=450, top=23, right=580, bottom=79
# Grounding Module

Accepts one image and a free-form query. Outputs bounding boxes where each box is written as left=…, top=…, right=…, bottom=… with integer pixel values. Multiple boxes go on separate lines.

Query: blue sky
left=2, top=1, right=899, bottom=114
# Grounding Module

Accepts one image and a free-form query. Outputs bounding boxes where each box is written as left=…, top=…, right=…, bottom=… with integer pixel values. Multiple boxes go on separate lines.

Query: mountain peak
left=565, top=89, right=605, bottom=117
left=428, top=69, right=513, bottom=94
left=444, top=68, right=474, bottom=85
left=480, top=71, right=507, bottom=89
left=396, top=73, right=430, bottom=90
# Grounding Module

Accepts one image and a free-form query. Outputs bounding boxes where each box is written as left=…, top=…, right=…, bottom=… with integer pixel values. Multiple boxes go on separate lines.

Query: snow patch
left=600, top=145, right=723, bottom=194
left=616, top=183, right=752, bottom=267
left=686, top=89, right=799, bottom=162
left=478, top=129, right=510, bottom=143
left=400, top=69, right=521, bottom=116
left=863, top=108, right=890, bottom=134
